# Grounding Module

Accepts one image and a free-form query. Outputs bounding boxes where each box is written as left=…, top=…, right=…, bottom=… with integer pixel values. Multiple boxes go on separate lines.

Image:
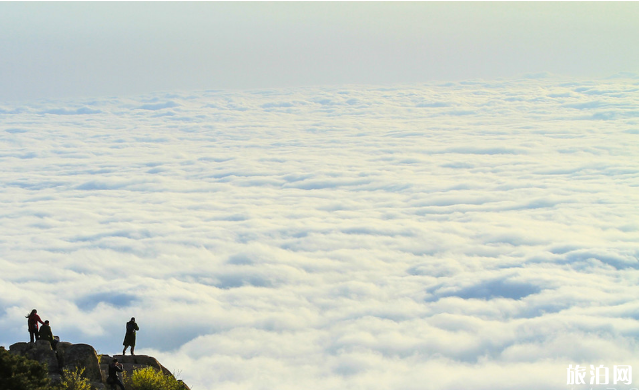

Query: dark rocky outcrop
left=100, top=354, right=173, bottom=378
left=10, top=340, right=59, bottom=375
left=58, top=343, right=104, bottom=385
left=8, top=341, right=189, bottom=390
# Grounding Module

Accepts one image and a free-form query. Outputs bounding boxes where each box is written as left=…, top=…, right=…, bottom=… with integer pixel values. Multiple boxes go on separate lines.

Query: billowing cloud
left=1, top=76, right=638, bottom=389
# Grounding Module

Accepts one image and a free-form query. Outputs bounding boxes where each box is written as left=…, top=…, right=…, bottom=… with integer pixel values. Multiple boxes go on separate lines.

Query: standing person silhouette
left=122, top=317, right=139, bottom=355
left=26, top=309, right=44, bottom=343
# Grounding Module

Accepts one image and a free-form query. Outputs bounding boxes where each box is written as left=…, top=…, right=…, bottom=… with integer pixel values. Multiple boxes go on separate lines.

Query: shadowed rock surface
left=8, top=341, right=189, bottom=390
left=101, top=354, right=173, bottom=379
left=10, top=341, right=59, bottom=374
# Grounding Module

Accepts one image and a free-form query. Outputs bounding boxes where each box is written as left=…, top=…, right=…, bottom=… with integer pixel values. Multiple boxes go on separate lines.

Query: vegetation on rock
left=0, top=346, right=53, bottom=390
left=59, top=367, right=92, bottom=390
left=127, top=366, right=184, bottom=390
left=3, top=343, right=189, bottom=390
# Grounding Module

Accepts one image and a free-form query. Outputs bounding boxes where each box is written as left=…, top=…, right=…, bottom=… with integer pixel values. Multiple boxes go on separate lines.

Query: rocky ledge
left=8, top=340, right=189, bottom=389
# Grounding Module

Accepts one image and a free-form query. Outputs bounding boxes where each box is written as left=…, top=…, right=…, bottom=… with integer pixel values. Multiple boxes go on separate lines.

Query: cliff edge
left=8, top=340, right=189, bottom=390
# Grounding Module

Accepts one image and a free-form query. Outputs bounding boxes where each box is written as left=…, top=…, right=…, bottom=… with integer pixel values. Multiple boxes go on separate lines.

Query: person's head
left=26, top=309, right=37, bottom=318
left=44, top=320, right=50, bottom=325
left=131, top=317, right=135, bottom=322
left=113, top=358, right=118, bottom=363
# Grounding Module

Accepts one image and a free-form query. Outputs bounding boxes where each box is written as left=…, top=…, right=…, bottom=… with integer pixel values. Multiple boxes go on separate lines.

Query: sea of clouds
left=1, top=76, right=639, bottom=390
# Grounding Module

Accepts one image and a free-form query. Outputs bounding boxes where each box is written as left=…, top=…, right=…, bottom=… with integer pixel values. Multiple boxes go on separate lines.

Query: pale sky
left=1, top=2, right=638, bottom=101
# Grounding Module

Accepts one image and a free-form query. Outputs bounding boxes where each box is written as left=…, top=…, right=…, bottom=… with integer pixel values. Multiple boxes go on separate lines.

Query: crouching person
left=107, top=358, right=126, bottom=390
left=38, top=320, right=58, bottom=350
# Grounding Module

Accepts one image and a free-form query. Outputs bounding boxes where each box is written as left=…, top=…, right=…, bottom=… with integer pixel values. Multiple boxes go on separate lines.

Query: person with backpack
left=38, top=320, right=58, bottom=350
left=122, top=317, right=139, bottom=355
left=26, top=309, right=44, bottom=343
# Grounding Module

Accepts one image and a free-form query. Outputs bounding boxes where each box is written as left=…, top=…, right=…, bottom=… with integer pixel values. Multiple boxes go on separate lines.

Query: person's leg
left=130, top=345, right=135, bottom=355
left=29, top=331, right=35, bottom=343
left=115, top=378, right=126, bottom=390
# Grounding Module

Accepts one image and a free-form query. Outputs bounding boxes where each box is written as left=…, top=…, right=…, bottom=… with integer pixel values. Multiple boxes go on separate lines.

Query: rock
left=57, top=343, right=104, bottom=383
left=9, top=341, right=58, bottom=374
left=49, top=373, right=62, bottom=384
left=99, top=354, right=179, bottom=386
left=113, top=354, right=173, bottom=377
left=91, top=381, right=107, bottom=390
left=8, top=341, right=189, bottom=389
left=8, top=342, right=31, bottom=355
left=56, top=341, right=73, bottom=357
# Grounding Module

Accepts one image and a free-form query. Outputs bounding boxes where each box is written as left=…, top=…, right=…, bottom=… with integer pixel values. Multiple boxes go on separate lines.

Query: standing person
left=26, top=309, right=44, bottom=343
left=122, top=317, right=139, bottom=355
left=107, top=358, right=126, bottom=390
left=38, top=320, right=58, bottom=350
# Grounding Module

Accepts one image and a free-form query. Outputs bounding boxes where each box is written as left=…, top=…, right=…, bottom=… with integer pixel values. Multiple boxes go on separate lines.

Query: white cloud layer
left=1, top=76, right=639, bottom=389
